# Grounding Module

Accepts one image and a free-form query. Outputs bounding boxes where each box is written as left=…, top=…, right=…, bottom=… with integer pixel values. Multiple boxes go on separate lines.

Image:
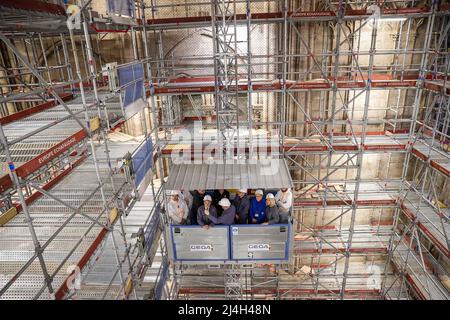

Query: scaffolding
left=0, top=0, right=449, bottom=300
left=139, top=0, right=450, bottom=300
left=0, top=0, right=158, bottom=300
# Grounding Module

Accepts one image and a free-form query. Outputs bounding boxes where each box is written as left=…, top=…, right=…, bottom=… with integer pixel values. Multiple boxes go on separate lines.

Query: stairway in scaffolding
left=0, top=95, right=157, bottom=299
left=0, top=49, right=157, bottom=301
left=224, top=266, right=243, bottom=299
left=72, top=177, right=164, bottom=299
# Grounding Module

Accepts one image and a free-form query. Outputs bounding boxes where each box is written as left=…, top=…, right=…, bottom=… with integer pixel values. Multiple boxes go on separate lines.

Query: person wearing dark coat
left=189, top=189, right=205, bottom=225
left=233, top=189, right=250, bottom=224
left=197, top=195, right=218, bottom=228
left=208, top=198, right=236, bottom=225
left=262, top=193, right=280, bottom=225
left=212, top=189, right=230, bottom=216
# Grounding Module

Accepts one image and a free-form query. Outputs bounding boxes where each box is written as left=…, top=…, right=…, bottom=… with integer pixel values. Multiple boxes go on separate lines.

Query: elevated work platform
left=411, top=137, right=450, bottom=177
left=294, top=226, right=391, bottom=255
left=391, top=238, right=450, bottom=300
left=294, top=182, right=400, bottom=208
left=0, top=92, right=123, bottom=194
left=401, top=194, right=450, bottom=259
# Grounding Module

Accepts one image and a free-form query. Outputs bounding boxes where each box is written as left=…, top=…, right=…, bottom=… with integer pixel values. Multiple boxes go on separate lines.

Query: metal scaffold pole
left=211, top=0, right=241, bottom=161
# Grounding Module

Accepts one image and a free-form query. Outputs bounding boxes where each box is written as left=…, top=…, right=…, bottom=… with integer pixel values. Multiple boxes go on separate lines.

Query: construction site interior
left=0, top=0, right=449, bottom=300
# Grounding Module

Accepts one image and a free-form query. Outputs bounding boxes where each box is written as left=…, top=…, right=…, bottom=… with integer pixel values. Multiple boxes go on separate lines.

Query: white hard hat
left=255, top=189, right=264, bottom=196
left=203, top=194, right=212, bottom=201
left=170, top=190, right=179, bottom=196
left=266, top=193, right=275, bottom=199
left=238, top=189, right=247, bottom=193
left=218, top=198, right=231, bottom=207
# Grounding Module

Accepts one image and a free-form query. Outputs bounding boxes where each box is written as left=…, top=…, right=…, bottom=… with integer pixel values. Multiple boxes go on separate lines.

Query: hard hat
left=203, top=195, right=212, bottom=201
left=170, top=190, right=179, bottom=196
left=266, top=193, right=275, bottom=199
left=238, top=189, right=247, bottom=193
left=255, top=189, right=264, bottom=196
left=218, top=198, right=231, bottom=207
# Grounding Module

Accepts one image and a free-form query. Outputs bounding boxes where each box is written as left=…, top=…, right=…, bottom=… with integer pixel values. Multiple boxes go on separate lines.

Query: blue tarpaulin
left=132, top=137, right=153, bottom=188
left=143, top=204, right=164, bottom=299
left=132, top=63, right=144, bottom=79
left=118, top=65, right=133, bottom=86
left=118, top=63, right=144, bottom=108
left=118, top=63, right=144, bottom=87
left=144, top=204, right=160, bottom=255
left=154, top=256, right=169, bottom=299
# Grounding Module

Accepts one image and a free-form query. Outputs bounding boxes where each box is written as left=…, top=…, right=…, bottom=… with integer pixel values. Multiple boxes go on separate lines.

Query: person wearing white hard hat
left=212, top=189, right=230, bottom=216
left=197, top=194, right=218, bottom=229
left=208, top=198, right=236, bottom=225
left=167, top=190, right=188, bottom=225
left=262, top=193, right=280, bottom=225
left=275, top=187, right=293, bottom=223
left=250, top=189, right=266, bottom=224
left=233, top=188, right=250, bottom=224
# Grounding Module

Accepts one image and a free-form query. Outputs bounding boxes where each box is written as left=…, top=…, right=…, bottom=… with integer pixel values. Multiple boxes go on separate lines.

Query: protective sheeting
left=165, top=159, right=292, bottom=191
left=132, top=137, right=153, bottom=188
left=144, top=204, right=160, bottom=255
left=154, top=257, right=169, bottom=299
left=117, top=63, right=145, bottom=118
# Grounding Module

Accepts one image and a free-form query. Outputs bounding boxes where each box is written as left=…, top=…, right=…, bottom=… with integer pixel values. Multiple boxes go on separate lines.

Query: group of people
left=166, top=188, right=293, bottom=228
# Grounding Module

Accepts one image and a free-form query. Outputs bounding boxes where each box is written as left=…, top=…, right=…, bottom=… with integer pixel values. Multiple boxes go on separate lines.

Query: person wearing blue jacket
left=250, top=189, right=266, bottom=224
